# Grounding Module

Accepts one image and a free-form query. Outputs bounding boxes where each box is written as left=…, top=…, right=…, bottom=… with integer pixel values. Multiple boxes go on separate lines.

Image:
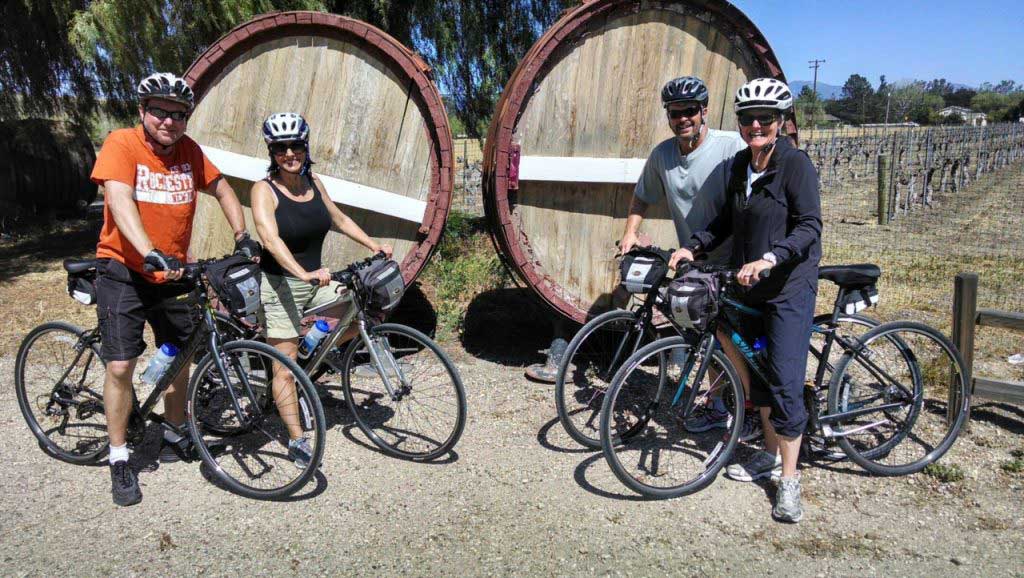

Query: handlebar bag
left=205, top=255, right=261, bottom=324
left=357, top=258, right=404, bottom=315
left=619, top=248, right=670, bottom=294
left=664, top=269, right=720, bottom=331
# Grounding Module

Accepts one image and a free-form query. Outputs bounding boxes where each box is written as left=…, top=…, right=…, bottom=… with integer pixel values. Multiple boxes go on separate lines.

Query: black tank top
left=260, top=176, right=332, bottom=277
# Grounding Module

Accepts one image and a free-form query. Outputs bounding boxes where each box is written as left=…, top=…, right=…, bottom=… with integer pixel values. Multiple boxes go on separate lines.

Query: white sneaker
left=725, top=450, right=781, bottom=482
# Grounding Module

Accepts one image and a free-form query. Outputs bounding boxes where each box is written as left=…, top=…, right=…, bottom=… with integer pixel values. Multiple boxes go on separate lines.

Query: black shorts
left=95, top=259, right=196, bottom=362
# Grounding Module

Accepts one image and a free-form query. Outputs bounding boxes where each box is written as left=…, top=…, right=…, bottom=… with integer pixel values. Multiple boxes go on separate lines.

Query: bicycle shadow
left=337, top=424, right=460, bottom=465
left=536, top=415, right=597, bottom=455
left=571, top=451, right=660, bottom=502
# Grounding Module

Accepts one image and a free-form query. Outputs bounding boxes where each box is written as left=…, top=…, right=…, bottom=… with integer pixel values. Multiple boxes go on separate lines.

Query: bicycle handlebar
left=309, top=251, right=389, bottom=287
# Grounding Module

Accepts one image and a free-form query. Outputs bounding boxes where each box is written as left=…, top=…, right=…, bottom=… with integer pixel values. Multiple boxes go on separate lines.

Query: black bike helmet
left=661, top=76, right=709, bottom=107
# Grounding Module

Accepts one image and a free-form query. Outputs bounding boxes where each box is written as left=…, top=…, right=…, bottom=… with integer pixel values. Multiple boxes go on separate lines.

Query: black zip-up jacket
left=689, top=136, right=822, bottom=303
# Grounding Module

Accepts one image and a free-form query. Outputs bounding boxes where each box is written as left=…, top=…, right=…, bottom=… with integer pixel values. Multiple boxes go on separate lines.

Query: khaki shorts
left=259, top=273, right=355, bottom=340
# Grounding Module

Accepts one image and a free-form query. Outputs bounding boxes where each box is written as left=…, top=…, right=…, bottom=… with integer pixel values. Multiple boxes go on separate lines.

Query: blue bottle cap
left=314, top=319, right=331, bottom=332
left=752, top=336, right=767, bottom=351
left=160, top=343, right=179, bottom=356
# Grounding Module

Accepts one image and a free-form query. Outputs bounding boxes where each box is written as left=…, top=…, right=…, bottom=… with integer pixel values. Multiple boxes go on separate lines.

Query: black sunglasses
left=667, top=105, right=702, bottom=119
left=269, top=141, right=308, bottom=155
left=146, top=106, right=188, bottom=122
left=738, top=113, right=779, bottom=127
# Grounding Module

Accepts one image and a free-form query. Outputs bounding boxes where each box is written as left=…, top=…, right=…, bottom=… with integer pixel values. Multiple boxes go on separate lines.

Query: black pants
left=746, top=282, right=816, bottom=438
left=95, top=259, right=195, bottom=362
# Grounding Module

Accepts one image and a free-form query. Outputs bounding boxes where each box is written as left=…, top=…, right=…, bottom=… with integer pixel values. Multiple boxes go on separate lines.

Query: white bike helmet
left=262, top=112, right=310, bottom=144
left=137, top=73, right=194, bottom=109
left=734, top=78, right=793, bottom=113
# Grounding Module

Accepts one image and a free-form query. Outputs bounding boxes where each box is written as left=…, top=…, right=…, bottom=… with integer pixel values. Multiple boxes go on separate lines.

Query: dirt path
left=2, top=347, right=1023, bottom=576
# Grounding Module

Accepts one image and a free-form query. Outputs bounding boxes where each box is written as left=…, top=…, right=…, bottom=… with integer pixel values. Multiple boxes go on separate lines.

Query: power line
left=808, top=59, right=826, bottom=128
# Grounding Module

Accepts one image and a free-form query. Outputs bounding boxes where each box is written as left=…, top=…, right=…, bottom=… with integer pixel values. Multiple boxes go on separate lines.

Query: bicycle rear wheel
left=555, top=309, right=662, bottom=449
left=15, top=322, right=108, bottom=464
left=600, top=336, right=744, bottom=498
left=187, top=339, right=325, bottom=499
left=342, top=323, right=466, bottom=461
left=827, top=321, right=969, bottom=476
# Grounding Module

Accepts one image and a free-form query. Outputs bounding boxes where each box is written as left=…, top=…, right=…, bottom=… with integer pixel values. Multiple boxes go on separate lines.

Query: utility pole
left=808, top=59, right=826, bottom=130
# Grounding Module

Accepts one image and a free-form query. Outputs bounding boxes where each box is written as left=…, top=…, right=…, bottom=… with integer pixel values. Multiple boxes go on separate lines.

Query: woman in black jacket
left=670, top=77, right=822, bottom=523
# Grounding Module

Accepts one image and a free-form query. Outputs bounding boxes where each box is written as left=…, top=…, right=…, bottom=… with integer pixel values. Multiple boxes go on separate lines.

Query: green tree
left=971, top=91, right=1012, bottom=118
left=795, top=85, right=825, bottom=127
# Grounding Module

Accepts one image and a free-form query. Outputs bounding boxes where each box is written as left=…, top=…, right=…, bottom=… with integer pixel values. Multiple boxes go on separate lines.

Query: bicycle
left=276, top=253, right=466, bottom=461
left=598, top=263, right=970, bottom=498
left=555, top=247, right=880, bottom=450
left=15, top=256, right=326, bottom=500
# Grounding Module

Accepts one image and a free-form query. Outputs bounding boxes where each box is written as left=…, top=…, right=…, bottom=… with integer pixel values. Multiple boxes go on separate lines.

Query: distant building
left=939, top=106, right=987, bottom=127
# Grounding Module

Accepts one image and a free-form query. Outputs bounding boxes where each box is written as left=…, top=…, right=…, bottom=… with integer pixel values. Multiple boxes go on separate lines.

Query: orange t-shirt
left=91, top=126, right=221, bottom=282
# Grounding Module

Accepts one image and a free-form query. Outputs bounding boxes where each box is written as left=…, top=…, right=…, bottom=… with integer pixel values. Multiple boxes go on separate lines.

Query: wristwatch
left=762, top=252, right=778, bottom=266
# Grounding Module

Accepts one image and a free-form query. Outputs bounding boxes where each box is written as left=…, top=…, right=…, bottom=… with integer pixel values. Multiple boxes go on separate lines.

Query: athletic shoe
left=110, top=461, right=142, bottom=506
left=739, top=412, right=763, bottom=443
left=725, top=450, right=781, bottom=482
left=288, top=437, right=315, bottom=469
left=683, top=405, right=729, bottom=433
left=773, top=475, right=804, bottom=523
left=159, top=436, right=196, bottom=464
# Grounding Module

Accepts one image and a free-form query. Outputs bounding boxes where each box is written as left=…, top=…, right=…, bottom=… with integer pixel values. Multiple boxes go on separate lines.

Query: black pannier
left=204, top=255, right=261, bottom=324
left=664, top=269, right=720, bottom=331
left=356, top=258, right=405, bottom=315
left=619, top=248, right=671, bottom=294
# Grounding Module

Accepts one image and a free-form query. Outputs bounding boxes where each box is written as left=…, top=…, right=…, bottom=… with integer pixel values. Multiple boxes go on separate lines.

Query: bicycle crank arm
left=821, top=419, right=889, bottom=438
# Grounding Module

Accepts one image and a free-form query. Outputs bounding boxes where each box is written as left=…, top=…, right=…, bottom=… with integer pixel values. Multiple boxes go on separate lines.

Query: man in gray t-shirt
left=619, top=76, right=746, bottom=254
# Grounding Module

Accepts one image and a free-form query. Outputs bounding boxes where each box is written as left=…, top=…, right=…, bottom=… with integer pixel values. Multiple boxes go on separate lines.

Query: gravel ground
left=2, top=347, right=1024, bottom=577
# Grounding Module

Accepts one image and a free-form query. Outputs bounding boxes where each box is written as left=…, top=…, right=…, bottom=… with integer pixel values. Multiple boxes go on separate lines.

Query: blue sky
left=730, top=0, right=1022, bottom=89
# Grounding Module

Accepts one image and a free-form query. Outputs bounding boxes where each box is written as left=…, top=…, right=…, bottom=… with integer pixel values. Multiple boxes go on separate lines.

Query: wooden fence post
left=877, top=153, right=889, bottom=224
left=952, top=272, right=978, bottom=423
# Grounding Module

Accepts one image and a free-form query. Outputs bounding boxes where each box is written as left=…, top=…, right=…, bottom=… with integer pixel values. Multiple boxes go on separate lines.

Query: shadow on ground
left=0, top=215, right=100, bottom=283
left=461, top=287, right=566, bottom=366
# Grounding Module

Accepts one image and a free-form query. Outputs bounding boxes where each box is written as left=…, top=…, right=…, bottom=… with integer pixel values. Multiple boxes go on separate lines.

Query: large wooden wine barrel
left=184, top=11, right=452, bottom=282
left=483, top=0, right=797, bottom=323
left=0, top=119, right=96, bottom=216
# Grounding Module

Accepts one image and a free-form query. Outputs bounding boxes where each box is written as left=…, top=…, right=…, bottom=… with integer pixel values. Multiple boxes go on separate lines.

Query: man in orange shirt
left=91, top=72, right=260, bottom=506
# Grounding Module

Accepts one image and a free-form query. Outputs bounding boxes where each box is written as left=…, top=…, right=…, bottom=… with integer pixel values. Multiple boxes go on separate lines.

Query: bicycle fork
left=357, top=320, right=410, bottom=401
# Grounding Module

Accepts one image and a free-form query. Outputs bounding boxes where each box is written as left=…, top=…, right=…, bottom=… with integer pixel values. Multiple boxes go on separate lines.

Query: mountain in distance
left=788, top=80, right=843, bottom=100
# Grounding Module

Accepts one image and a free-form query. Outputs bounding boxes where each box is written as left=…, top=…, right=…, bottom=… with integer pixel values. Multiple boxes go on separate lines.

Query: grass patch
left=1001, top=449, right=1024, bottom=474
left=923, top=462, right=965, bottom=483
left=419, top=210, right=511, bottom=341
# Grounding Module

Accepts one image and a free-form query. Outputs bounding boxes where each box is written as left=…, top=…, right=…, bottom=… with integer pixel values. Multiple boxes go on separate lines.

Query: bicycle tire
left=187, top=339, right=326, bottom=499
left=555, top=309, right=663, bottom=449
left=827, top=321, right=969, bottom=476
left=341, top=323, right=466, bottom=461
left=600, top=336, right=745, bottom=498
left=15, top=322, right=109, bottom=464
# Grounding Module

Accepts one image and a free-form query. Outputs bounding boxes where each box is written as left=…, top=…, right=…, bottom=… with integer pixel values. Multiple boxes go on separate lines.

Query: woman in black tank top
left=251, top=113, right=393, bottom=462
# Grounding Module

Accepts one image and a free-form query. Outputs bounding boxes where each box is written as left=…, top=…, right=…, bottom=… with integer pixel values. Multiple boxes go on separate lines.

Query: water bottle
left=752, top=336, right=768, bottom=364
left=298, top=320, right=331, bottom=359
left=141, top=343, right=178, bottom=385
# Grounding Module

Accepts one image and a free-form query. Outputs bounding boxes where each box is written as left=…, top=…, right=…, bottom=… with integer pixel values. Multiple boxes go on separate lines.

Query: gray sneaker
left=773, top=476, right=804, bottom=523
left=288, top=437, right=315, bottom=470
left=683, top=405, right=729, bottom=433
left=725, top=450, right=781, bottom=482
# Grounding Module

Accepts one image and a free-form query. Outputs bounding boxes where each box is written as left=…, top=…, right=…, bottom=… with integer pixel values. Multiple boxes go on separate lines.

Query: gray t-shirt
left=634, top=128, right=746, bottom=245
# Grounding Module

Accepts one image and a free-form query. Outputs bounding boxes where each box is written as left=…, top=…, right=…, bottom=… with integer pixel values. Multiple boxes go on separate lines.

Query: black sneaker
left=159, top=437, right=196, bottom=464
left=110, top=461, right=142, bottom=506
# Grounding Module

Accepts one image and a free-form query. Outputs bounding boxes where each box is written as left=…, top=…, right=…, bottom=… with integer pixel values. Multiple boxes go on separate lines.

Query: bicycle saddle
left=63, top=258, right=100, bottom=274
left=818, top=264, right=881, bottom=287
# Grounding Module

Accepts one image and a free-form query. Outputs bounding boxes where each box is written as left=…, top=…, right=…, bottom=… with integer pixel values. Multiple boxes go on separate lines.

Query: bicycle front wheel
left=15, top=322, right=108, bottom=464
left=555, top=309, right=662, bottom=449
left=828, top=321, right=969, bottom=476
left=187, top=339, right=326, bottom=499
left=342, top=323, right=466, bottom=461
left=600, top=336, right=744, bottom=498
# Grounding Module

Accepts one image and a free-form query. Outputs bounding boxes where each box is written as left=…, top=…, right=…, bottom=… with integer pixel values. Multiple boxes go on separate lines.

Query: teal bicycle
left=598, top=263, right=969, bottom=498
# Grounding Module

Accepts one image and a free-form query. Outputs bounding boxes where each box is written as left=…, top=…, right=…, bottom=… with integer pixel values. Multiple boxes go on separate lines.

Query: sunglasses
left=667, top=105, right=702, bottom=119
left=269, top=141, right=308, bottom=155
left=738, top=113, right=779, bottom=127
left=146, top=106, right=188, bottom=122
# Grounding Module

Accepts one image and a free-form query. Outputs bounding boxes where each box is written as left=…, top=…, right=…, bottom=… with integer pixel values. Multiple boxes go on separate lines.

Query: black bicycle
left=15, top=256, right=326, bottom=500
left=555, top=247, right=881, bottom=450
left=598, top=263, right=969, bottom=498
